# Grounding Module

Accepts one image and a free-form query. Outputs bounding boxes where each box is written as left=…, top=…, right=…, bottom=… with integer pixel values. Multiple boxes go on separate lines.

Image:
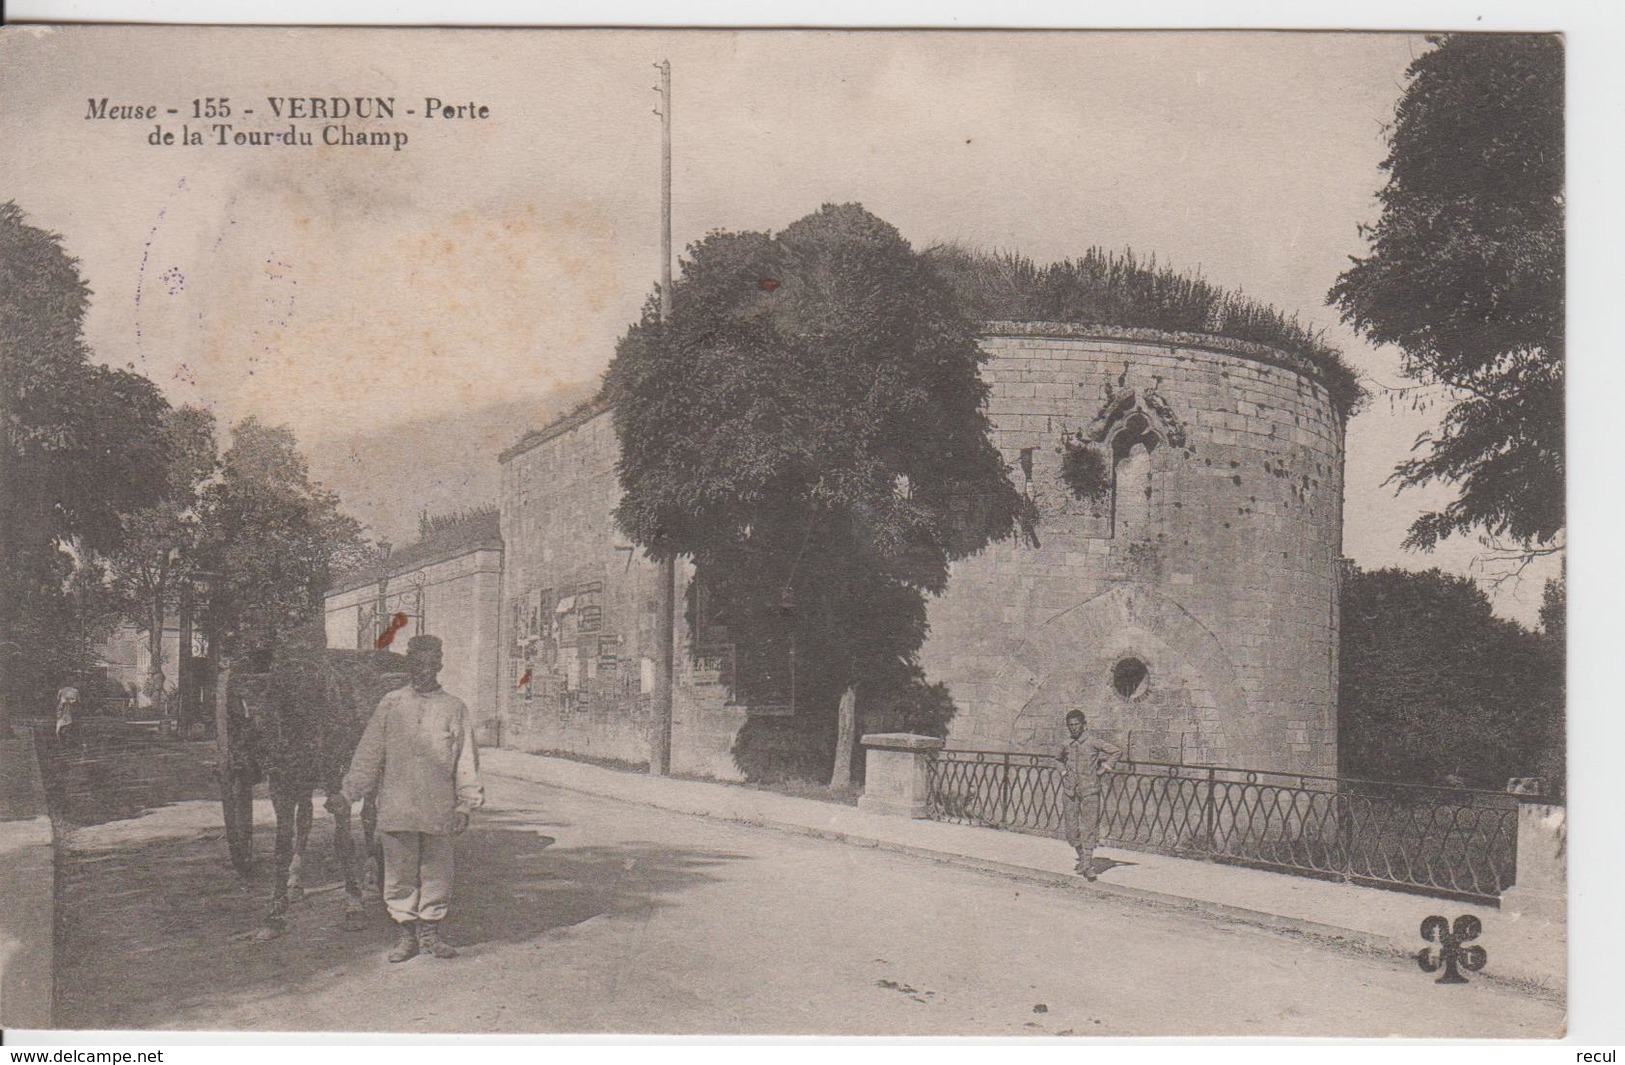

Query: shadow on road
left=40, top=726, right=750, bottom=1030
left=55, top=801, right=746, bottom=1030
left=457, top=823, right=746, bottom=951
left=2, top=727, right=47, bottom=821
left=34, top=720, right=224, bottom=828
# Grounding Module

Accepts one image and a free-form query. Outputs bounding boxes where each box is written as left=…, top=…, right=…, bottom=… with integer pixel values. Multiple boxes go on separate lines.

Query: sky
left=0, top=26, right=1562, bottom=623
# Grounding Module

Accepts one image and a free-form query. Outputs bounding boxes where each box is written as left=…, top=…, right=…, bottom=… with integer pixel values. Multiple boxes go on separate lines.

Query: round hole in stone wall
left=1112, top=657, right=1150, bottom=700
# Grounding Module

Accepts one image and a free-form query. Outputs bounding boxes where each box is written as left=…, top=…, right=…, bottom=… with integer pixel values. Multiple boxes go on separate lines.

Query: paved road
left=48, top=734, right=1563, bottom=1037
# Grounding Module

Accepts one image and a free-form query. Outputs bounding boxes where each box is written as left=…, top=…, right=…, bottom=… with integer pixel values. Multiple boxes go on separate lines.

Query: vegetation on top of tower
left=926, top=244, right=1363, bottom=412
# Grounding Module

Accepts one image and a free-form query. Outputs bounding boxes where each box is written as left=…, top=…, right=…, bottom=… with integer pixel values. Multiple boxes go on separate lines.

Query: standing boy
left=1059, top=709, right=1121, bottom=880
left=343, top=635, right=484, bottom=962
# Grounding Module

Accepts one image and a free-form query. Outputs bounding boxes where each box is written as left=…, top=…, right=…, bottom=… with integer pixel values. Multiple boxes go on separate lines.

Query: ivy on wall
left=1058, top=435, right=1111, bottom=502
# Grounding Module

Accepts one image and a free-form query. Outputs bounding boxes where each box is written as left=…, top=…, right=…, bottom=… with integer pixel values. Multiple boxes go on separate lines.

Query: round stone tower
left=920, top=323, right=1348, bottom=775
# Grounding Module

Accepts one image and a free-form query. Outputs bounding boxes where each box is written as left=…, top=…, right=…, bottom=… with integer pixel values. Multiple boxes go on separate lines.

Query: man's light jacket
left=343, top=685, right=484, bottom=834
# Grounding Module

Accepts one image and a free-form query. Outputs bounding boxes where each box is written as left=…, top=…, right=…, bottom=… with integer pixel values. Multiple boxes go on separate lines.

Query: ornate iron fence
left=925, top=748, right=1521, bottom=904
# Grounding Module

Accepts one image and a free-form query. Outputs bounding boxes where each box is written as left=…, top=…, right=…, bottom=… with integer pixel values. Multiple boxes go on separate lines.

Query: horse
left=229, top=640, right=407, bottom=932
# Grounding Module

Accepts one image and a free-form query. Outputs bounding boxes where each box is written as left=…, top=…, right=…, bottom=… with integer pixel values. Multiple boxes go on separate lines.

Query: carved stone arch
left=990, top=584, right=1262, bottom=765
left=1087, top=388, right=1187, bottom=451
left=1085, top=390, right=1184, bottom=537
left=1110, top=409, right=1164, bottom=460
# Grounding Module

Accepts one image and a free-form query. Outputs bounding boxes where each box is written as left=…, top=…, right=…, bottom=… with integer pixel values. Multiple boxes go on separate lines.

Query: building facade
left=91, top=622, right=180, bottom=710
left=493, top=324, right=1347, bottom=779
left=323, top=511, right=504, bottom=741
left=497, top=403, right=746, bottom=779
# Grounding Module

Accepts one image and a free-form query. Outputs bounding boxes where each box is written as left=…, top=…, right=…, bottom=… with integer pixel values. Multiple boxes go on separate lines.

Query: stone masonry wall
left=919, top=325, right=1345, bottom=775
left=325, top=545, right=503, bottom=739
left=498, top=407, right=746, bottom=779
left=495, top=325, right=1346, bottom=781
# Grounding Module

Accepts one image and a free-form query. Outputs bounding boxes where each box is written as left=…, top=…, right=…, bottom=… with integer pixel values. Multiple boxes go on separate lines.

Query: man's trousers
left=381, top=830, right=455, bottom=924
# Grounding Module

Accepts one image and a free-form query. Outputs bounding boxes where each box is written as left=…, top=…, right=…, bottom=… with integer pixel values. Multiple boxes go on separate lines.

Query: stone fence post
left=1499, top=802, right=1566, bottom=921
left=857, top=733, right=944, bottom=818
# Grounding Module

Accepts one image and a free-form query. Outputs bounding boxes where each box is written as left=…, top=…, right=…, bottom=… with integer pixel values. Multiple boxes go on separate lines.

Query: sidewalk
left=481, top=747, right=1565, bottom=998
left=1, top=724, right=55, bottom=1029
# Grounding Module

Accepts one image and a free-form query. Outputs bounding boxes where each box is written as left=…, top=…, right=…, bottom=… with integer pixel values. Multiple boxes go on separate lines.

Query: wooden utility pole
left=658, top=59, right=673, bottom=324
left=650, top=59, right=676, bottom=776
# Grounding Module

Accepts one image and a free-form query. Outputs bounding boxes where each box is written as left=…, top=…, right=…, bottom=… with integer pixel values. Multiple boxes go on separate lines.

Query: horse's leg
left=328, top=790, right=367, bottom=925
left=267, top=783, right=300, bottom=919
left=287, top=792, right=313, bottom=903
left=362, top=795, right=384, bottom=899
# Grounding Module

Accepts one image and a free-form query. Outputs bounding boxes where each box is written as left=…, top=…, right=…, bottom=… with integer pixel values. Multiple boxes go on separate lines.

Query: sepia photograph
left=0, top=21, right=1572, bottom=1040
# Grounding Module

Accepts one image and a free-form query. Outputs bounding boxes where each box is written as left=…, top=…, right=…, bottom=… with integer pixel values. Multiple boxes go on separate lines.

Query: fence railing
left=925, top=748, right=1521, bottom=904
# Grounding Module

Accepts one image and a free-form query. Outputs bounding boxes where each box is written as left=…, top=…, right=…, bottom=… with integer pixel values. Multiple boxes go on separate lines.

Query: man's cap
left=407, top=634, right=443, bottom=654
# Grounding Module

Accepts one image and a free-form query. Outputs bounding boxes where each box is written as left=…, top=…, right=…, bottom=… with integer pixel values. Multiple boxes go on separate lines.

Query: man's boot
left=416, top=920, right=459, bottom=959
left=387, top=920, right=419, bottom=963
left=1075, top=850, right=1097, bottom=880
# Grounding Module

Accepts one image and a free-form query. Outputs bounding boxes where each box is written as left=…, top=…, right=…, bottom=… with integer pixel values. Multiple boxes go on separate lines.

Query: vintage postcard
left=0, top=26, right=1567, bottom=1039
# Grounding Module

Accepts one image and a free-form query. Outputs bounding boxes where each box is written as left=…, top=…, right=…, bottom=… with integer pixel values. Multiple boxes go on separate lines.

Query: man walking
left=343, top=635, right=483, bottom=962
left=1059, top=709, right=1121, bottom=880
left=54, top=684, right=81, bottom=746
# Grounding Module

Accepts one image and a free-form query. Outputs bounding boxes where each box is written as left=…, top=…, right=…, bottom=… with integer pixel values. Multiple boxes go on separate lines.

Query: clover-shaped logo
left=1417, top=914, right=1487, bottom=984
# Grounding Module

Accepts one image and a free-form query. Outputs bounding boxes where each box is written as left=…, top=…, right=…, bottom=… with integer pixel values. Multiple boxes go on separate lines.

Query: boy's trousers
left=1062, top=792, right=1102, bottom=856
left=381, top=830, right=455, bottom=923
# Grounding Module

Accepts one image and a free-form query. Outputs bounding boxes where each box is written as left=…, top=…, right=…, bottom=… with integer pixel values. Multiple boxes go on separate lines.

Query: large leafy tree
left=105, top=406, right=219, bottom=715
left=1339, top=566, right=1563, bottom=792
left=1329, top=34, right=1564, bottom=556
left=606, top=204, right=1024, bottom=784
left=197, top=417, right=372, bottom=664
left=1, top=201, right=169, bottom=719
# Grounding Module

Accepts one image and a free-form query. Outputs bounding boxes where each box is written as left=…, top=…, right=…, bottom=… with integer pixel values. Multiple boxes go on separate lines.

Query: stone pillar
left=857, top=733, right=944, bottom=819
left=1500, top=803, right=1566, bottom=921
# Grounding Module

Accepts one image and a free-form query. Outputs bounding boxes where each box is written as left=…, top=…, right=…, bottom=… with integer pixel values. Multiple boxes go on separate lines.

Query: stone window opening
left=1109, top=413, right=1163, bottom=535
left=1112, top=656, right=1151, bottom=700
left=1016, top=447, right=1043, bottom=548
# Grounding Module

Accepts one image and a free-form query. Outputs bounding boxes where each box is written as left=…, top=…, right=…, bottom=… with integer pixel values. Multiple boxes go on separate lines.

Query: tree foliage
left=605, top=203, right=1024, bottom=779
left=1538, top=570, right=1565, bottom=644
left=198, top=418, right=372, bottom=662
left=104, top=405, right=219, bottom=706
left=1339, top=566, right=1563, bottom=792
left=1329, top=35, right=1564, bottom=552
left=0, top=202, right=374, bottom=719
left=1, top=201, right=170, bottom=712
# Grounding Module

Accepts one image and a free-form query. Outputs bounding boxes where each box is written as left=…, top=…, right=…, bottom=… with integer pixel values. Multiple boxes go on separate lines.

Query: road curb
left=700, top=811, right=1413, bottom=955
left=1, top=725, right=56, bottom=1030
left=485, top=763, right=1562, bottom=1003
